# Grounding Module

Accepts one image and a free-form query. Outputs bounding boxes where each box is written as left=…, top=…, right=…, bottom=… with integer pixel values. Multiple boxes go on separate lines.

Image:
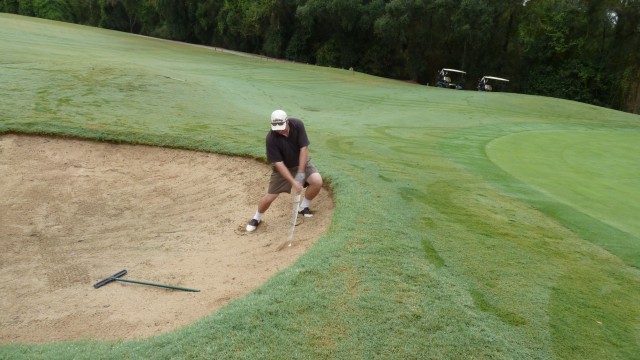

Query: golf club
left=277, top=191, right=302, bottom=251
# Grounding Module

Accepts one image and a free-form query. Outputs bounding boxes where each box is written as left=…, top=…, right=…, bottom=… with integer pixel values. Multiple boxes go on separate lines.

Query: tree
left=607, top=0, right=640, bottom=112
left=1, top=0, right=19, bottom=13
left=215, top=0, right=279, bottom=52
left=517, top=0, right=610, bottom=104
left=99, top=0, right=133, bottom=32
left=68, top=0, right=102, bottom=26
left=153, top=0, right=196, bottom=41
left=260, top=0, right=297, bottom=58
left=193, top=0, right=225, bottom=45
left=15, top=0, right=76, bottom=22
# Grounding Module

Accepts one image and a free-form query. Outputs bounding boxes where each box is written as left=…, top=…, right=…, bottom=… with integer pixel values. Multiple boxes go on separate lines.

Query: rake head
left=93, top=269, right=127, bottom=289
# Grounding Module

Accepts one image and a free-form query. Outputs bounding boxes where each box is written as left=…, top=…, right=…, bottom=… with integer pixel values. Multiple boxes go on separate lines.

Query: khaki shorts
left=268, top=161, right=318, bottom=194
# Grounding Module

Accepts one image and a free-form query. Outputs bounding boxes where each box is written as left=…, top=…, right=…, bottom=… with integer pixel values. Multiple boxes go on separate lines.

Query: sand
left=0, top=134, right=333, bottom=343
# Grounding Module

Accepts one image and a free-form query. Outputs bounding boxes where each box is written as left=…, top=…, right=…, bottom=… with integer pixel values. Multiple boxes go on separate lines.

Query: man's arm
left=298, top=146, right=308, bottom=171
left=294, top=146, right=309, bottom=185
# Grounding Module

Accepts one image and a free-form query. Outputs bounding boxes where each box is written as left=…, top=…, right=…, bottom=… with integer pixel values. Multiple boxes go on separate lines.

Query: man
left=246, top=110, right=323, bottom=232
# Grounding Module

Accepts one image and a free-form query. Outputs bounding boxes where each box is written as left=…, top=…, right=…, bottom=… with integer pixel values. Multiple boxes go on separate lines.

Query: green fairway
left=487, top=130, right=640, bottom=263
left=1, top=13, right=640, bottom=360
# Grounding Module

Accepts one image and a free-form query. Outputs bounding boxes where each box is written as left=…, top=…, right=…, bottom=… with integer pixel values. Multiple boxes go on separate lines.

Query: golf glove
left=295, top=172, right=305, bottom=184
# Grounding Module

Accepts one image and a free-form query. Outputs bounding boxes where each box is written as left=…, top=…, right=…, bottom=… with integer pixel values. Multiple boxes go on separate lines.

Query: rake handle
left=114, top=278, right=200, bottom=292
left=93, top=269, right=200, bottom=292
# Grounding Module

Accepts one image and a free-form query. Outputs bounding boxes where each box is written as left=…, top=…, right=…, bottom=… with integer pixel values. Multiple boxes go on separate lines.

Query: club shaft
left=288, top=192, right=301, bottom=243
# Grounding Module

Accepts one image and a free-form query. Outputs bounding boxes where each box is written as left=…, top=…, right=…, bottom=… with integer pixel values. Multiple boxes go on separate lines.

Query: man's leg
left=258, top=193, right=279, bottom=213
left=298, top=172, right=322, bottom=216
left=246, top=193, right=280, bottom=232
left=304, top=172, right=322, bottom=201
left=247, top=166, right=294, bottom=232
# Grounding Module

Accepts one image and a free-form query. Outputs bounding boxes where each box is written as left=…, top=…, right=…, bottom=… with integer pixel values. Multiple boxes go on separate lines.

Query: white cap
left=270, top=110, right=287, bottom=131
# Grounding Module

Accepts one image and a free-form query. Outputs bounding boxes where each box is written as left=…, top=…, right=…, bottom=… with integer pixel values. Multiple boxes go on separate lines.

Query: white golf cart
left=436, top=68, right=466, bottom=90
left=477, top=76, right=509, bottom=92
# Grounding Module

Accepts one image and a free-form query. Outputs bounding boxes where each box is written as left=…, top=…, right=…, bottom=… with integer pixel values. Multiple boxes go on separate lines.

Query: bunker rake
left=94, top=269, right=200, bottom=292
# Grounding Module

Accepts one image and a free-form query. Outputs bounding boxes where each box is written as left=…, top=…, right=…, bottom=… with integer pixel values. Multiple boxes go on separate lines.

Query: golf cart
left=436, top=68, right=466, bottom=90
left=477, top=76, right=509, bottom=92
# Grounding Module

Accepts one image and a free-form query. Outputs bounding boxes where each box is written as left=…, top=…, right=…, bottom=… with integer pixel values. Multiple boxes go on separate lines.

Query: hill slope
left=1, top=13, right=639, bottom=359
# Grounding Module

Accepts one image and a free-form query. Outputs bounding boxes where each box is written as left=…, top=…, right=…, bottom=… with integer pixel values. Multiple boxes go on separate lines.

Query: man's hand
left=295, top=172, right=305, bottom=184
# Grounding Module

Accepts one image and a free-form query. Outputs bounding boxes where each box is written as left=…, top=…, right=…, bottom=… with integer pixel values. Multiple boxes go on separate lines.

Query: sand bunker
left=0, top=134, right=334, bottom=343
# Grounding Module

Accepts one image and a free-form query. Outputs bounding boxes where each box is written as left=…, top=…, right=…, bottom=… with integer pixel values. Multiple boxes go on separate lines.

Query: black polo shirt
left=266, top=118, right=310, bottom=168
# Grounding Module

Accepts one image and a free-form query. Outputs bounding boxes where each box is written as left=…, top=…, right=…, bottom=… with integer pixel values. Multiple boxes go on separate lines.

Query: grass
left=487, top=131, right=640, bottom=240
left=1, top=13, right=639, bottom=359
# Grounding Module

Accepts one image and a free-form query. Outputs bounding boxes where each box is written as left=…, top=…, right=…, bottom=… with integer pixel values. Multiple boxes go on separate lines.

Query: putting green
left=486, top=130, right=640, bottom=240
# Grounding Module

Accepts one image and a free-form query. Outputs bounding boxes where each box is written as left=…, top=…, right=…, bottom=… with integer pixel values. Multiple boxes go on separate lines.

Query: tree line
left=2, top=0, right=639, bottom=114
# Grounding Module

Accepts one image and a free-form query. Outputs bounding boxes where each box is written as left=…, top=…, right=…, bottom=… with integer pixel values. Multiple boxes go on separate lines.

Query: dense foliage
left=2, top=0, right=639, bottom=113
